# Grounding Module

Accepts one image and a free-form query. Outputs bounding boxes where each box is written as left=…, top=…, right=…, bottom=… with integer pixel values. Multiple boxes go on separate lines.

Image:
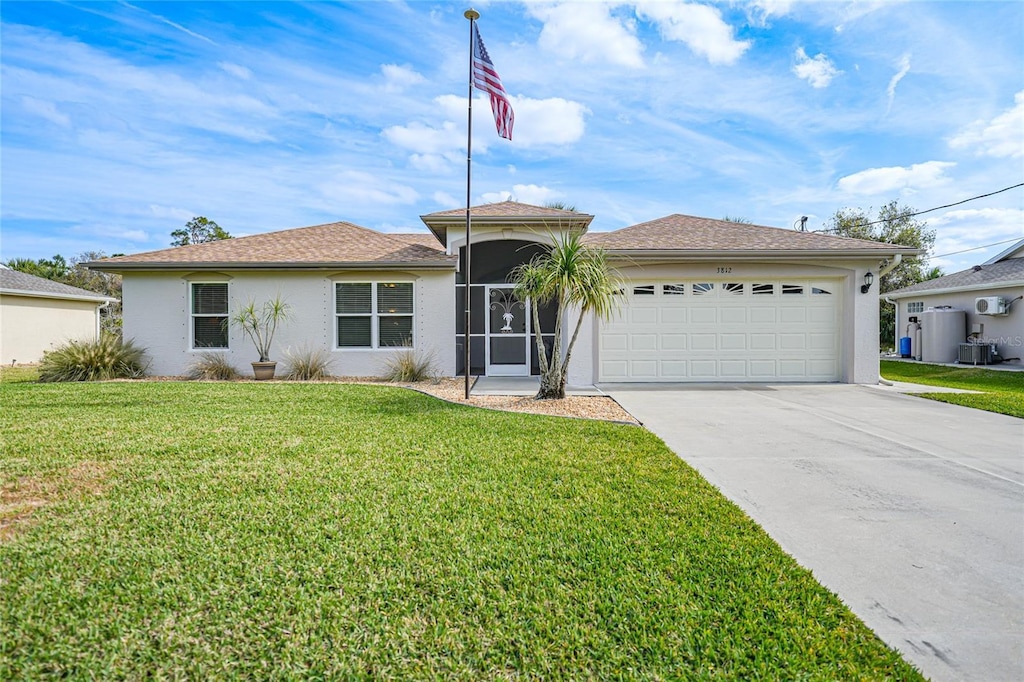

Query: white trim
left=0, top=288, right=116, bottom=304
left=984, top=239, right=1024, bottom=265
left=189, top=281, right=230, bottom=351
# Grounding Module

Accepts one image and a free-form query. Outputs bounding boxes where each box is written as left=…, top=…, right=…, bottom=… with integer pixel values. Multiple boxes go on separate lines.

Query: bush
left=283, top=346, right=333, bottom=381
left=38, top=335, right=148, bottom=382
left=382, top=348, right=437, bottom=383
left=187, top=352, right=239, bottom=380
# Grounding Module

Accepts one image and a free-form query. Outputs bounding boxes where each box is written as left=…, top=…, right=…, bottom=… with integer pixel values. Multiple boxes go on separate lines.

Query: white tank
left=920, top=307, right=966, bottom=363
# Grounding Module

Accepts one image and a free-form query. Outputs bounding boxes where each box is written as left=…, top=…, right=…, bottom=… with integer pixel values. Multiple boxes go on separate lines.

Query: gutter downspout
left=97, top=300, right=111, bottom=340
left=878, top=254, right=903, bottom=352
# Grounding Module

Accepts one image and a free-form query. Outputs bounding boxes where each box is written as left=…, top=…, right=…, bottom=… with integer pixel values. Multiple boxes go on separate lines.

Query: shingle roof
left=585, top=214, right=921, bottom=254
left=0, top=268, right=115, bottom=301
left=89, top=221, right=456, bottom=270
left=423, top=201, right=585, bottom=219
left=388, top=232, right=444, bottom=248
left=886, top=257, right=1024, bottom=297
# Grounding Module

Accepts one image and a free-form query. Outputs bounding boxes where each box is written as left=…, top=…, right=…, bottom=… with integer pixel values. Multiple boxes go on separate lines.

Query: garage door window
left=812, top=287, right=833, bottom=295
left=723, top=282, right=744, bottom=295
left=782, top=284, right=804, bottom=295
left=663, top=284, right=686, bottom=295
left=752, top=283, right=774, bottom=295
left=692, top=283, right=714, bottom=295
left=632, top=285, right=655, bottom=295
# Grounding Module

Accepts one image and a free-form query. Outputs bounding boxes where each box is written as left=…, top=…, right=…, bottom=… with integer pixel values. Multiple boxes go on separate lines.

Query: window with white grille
left=336, top=282, right=414, bottom=348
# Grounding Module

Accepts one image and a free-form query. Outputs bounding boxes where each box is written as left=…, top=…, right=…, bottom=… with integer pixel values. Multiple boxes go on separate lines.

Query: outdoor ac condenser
left=975, top=296, right=1008, bottom=315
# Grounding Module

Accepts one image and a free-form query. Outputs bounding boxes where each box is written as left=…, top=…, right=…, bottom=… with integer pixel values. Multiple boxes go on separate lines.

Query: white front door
left=485, top=285, right=530, bottom=376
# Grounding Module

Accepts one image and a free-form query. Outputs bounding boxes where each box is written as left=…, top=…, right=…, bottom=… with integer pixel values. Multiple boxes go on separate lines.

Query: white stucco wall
left=0, top=294, right=102, bottom=364
left=122, top=270, right=455, bottom=377
left=894, top=286, right=1023, bottom=362
left=567, top=259, right=883, bottom=385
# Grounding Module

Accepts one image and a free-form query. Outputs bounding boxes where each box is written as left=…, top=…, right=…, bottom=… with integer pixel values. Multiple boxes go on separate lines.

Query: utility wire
left=931, top=237, right=1023, bottom=260
left=813, top=182, right=1024, bottom=233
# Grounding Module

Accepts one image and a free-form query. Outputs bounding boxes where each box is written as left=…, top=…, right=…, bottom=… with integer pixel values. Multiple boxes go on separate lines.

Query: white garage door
left=599, top=280, right=841, bottom=382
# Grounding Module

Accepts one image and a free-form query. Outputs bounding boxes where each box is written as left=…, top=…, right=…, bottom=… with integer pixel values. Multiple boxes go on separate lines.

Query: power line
left=931, top=237, right=1022, bottom=260
left=813, top=182, right=1024, bottom=233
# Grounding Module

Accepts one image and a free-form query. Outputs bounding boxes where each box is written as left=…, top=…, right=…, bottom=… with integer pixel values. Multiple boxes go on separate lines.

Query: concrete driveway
left=606, top=384, right=1023, bottom=682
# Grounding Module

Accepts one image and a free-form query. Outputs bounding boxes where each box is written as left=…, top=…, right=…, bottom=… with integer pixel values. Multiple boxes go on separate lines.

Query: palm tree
left=511, top=231, right=621, bottom=399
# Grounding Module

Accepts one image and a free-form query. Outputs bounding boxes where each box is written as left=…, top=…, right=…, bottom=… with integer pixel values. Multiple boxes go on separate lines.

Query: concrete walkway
left=607, top=384, right=1024, bottom=682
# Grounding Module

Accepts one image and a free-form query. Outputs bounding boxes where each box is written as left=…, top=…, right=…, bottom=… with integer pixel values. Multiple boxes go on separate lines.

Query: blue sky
left=1, top=0, right=1021, bottom=273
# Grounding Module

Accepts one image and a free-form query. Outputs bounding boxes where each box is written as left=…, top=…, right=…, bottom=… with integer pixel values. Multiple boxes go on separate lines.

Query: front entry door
left=485, top=285, right=530, bottom=376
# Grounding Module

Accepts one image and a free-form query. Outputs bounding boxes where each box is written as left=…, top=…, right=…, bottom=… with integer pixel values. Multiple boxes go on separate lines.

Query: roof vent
left=972, top=265, right=983, bottom=271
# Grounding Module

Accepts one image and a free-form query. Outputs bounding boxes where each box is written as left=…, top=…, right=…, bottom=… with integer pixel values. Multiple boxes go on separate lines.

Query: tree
left=824, top=200, right=940, bottom=347
left=544, top=201, right=578, bottom=212
left=6, top=255, right=69, bottom=281
left=171, top=217, right=231, bottom=247
left=512, top=230, right=621, bottom=399
left=721, top=215, right=752, bottom=223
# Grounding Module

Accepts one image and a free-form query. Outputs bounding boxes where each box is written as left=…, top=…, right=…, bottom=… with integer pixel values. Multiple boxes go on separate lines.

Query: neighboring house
left=885, top=239, right=1024, bottom=364
left=89, top=202, right=918, bottom=384
left=0, top=266, right=117, bottom=364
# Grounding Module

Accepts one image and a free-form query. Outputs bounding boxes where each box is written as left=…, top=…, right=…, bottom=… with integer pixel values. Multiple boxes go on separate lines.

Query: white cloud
left=382, top=119, right=463, bottom=156
left=948, top=91, right=1024, bottom=159
left=508, top=95, right=588, bottom=146
left=527, top=2, right=644, bottom=68
left=928, top=208, right=1024, bottom=270
left=433, top=191, right=459, bottom=208
left=793, top=47, right=840, bottom=88
left=636, top=1, right=751, bottom=65
left=836, top=161, right=955, bottom=195
left=747, top=0, right=794, bottom=25
left=20, top=97, right=70, bottom=127
left=316, top=171, right=418, bottom=207
left=147, top=204, right=194, bottom=223
left=480, top=183, right=562, bottom=206
left=218, top=62, right=252, bottom=80
left=886, top=53, right=911, bottom=114
left=380, top=64, right=425, bottom=92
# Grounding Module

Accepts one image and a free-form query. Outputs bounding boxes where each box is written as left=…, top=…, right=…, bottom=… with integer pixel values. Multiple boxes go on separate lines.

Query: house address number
left=716, top=266, right=732, bottom=274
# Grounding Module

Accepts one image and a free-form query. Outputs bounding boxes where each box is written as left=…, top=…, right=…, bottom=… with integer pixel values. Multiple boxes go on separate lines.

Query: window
left=782, top=284, right=804, bottom=295
left=336, top=282, right=413, bottom=348
left=692, top=282, right=714, bottom=296
left=662, top=284, right=686, bottom=295
left=632, top=285, right=655, bottom=295
left=191, top=283, right=228, bottom=349
left=812, top=287, right=833, bottom=295
left=723, top=282, right=744, bottom=295
left=752, top=283, right=774, bottom=295
left=908, top=301, right=924, bottom=313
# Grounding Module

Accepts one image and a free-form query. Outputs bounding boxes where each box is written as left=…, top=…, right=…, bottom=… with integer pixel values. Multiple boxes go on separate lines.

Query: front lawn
left=1, top=381, right=922, bottom=679
left=881, top=360, right=1024, bottom=418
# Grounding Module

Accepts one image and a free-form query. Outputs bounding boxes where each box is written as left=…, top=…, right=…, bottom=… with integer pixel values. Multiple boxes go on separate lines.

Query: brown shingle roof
left=388, top=232, right=444, bottom=248
left=423, top=201, right=584, bottom=219
left=585, top=214, right=922, bottom=255
left=887, top=257, right=1024, bottom=297
left=89, top=221, right=456, bottom=271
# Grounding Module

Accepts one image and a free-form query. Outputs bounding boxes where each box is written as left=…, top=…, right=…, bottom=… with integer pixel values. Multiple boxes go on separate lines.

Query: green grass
left=0, top=365, right=38, bottom=383
left=881, top=360, right=1024, bottom=418
left=0, top=381, right=922, bottom=680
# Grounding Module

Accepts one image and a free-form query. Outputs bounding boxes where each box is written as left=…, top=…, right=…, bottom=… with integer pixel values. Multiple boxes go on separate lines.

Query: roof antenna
left=795, top=216, right=808, bottom=231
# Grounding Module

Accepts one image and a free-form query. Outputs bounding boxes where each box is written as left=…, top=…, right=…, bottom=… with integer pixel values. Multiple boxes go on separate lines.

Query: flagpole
left=463, top=8, right=478, bottom=400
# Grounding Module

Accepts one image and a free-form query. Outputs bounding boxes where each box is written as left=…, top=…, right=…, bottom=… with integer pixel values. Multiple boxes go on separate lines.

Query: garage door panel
left=720, top=333, right=746, bottom=350
left=720, top=308, right=746, bottom=324
left=690, top=334, right=716, bottom=350
left=599, top=279, right=841, bottom=382
left=691, top=308, right=716, bottom=324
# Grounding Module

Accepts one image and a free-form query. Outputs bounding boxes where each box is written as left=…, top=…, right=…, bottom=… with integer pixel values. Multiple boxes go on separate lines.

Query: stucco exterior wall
left=0, top=294, right=100, bottom=364
left=895, top=286, right=1024, bottom=362
left=123, top=270, right=455, bottom=377
left=566, top=259, right=882, bottom=385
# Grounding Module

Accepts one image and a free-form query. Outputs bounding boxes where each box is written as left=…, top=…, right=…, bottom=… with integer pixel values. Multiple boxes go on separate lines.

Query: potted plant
left=231, top=296, right=291, bottom=380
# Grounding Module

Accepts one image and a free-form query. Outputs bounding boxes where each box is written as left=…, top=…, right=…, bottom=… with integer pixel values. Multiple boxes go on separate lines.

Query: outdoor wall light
left=861, top=271, right=875, bottom=294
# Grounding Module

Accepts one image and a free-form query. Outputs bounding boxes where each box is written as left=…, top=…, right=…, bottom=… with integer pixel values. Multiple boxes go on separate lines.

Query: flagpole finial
left=464, top=8, right=479, bottom=20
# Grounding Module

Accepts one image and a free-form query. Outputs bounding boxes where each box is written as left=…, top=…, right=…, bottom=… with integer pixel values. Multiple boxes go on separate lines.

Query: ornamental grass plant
left=37, top=334, right=147, bottom=382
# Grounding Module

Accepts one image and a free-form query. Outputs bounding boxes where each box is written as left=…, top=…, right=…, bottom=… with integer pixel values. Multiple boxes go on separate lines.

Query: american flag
left=471, top=23, right=514, bottom=140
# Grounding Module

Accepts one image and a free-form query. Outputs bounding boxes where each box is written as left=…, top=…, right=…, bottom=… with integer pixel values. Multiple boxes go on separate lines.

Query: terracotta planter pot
left=251, top=361, right=277, bottom=380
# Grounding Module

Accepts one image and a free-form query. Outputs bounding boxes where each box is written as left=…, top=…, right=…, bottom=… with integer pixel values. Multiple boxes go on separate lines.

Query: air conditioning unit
left=975, top=296, right=1008, bottom=315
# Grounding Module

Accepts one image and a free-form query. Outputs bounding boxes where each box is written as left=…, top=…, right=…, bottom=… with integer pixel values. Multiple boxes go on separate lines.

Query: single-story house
left=0, top=266, right=117, bottom=364
left=885, top=238, right=1023, bottom=364
left=89, top=202, right=919, bottom=384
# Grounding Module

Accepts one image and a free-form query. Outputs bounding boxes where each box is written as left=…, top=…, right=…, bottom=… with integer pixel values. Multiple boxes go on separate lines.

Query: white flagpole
left=463, top=8, right=479, bottom=400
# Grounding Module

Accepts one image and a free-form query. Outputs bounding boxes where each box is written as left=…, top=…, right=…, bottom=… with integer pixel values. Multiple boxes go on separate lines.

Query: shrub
left=187, top=352, right=240, bottom=380
left=382, top=348, right=437, bottom=383
left=38, top=335, right=148, bottom=382
left=283, top=346, right=333, bottom=381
